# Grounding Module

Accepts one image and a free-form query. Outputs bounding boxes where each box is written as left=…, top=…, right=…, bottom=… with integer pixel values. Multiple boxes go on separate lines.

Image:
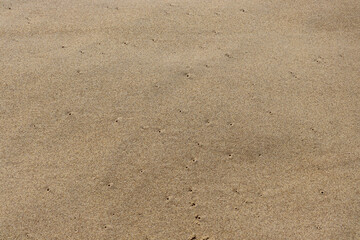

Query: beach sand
left=1, top=0, right=359, bottom=239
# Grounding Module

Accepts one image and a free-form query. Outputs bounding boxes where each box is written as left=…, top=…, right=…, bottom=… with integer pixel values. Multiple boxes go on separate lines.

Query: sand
left=1, top=0, right=359, bottom=239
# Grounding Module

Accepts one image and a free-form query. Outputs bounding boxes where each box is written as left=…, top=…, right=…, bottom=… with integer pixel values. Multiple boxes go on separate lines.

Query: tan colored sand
left=1, top=0, right=359, bottom=239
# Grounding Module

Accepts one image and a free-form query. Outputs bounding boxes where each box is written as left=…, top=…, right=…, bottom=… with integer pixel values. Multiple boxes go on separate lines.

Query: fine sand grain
left=1, top=0, right=359, bottom=239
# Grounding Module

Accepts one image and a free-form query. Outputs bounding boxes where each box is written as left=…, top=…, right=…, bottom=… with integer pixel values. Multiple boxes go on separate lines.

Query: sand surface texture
left=1, top=0, right=360, bottom=239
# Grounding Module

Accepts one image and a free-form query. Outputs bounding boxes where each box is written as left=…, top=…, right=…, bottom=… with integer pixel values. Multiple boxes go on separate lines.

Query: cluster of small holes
left=314, top=56, right=324, bottom=63
left=315, top=225, right=322, bottom=230
left=289, top=71, right=298, bottom=79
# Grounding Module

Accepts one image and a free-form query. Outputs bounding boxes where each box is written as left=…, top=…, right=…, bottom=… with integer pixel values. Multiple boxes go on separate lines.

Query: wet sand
left=1, top=0, right=359, bottom=239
